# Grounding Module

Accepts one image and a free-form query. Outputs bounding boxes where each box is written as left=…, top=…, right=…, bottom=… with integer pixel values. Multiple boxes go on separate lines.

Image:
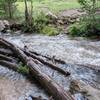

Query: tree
left=23, top=0, right=33, bottom=32
left=78, top=0, right=97, bottom=22
left=0, top=0, right=17, bottom=19
left=24, top=0, right=29, bottom=22
left=68, top=0, right=100, bottom=37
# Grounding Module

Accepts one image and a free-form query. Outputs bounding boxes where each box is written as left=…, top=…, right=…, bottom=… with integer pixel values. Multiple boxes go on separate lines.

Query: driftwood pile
left=0, top=38, right=74, bottom=100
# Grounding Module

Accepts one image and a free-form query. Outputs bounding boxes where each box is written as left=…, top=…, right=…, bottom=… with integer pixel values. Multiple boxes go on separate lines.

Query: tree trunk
left=8, top=0, right=13, bottom=19
left=24, top=0, right=29, bottom=23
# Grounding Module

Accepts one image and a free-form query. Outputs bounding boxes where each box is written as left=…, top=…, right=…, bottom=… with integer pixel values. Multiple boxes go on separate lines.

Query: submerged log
left=0, top=54, right=16, bottom=62
left=76, top=63, right=100, bottom=71
left=0, top=60, right=18, bottom=71
left=30, top=51, right=66, bottom=64
left=24, top=50, right=70, bottom=76
left=0, top=38, right=74, bottom=100
left=0, top=48, right=13, bottom=56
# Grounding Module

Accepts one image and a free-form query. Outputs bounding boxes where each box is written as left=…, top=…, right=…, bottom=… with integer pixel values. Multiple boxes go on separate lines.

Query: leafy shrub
left=21, top=11, right=60, bottom=36
left=68, top=22, right=86, bottom=36
left=22, top=12, right=49, bottom=33
left=68, top=0, right=100, bottom=37
left=68, top=21, right=100, bottom=37
left=41, top=25, right=59, bottom=36
left=32, top=12, right=49, bottom=32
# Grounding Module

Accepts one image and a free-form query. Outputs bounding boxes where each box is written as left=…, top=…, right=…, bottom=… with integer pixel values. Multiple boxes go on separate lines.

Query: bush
left=68, top=0, right=100, bottom=37
left=32, top=12, right=49, bottom=32
left=68, top=22, right=86, bottom=37
left=68, top=21, right=100, bottom=37
left=41, top=26, right=59, bottom=36
left=21, top=12, right=60, bottom=36
left=21, top=12, right=49, bottom=33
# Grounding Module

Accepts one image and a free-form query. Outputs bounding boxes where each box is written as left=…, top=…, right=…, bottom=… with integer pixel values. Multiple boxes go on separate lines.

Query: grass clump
left=41, top=25, right=59, bottom=36
left=17, top=64, right=29, bottom=75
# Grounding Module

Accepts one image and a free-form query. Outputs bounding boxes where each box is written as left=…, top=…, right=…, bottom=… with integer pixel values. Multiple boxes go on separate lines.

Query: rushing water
left=0, top=33, right=100, bottom=100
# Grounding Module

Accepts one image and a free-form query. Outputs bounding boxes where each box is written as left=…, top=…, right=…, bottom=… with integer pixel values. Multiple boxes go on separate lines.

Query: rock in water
left=69, top=80, right=100, bottom=100
left=0, top=20, right=9, bottom=32
left=0, top=20, right=5, bottom=32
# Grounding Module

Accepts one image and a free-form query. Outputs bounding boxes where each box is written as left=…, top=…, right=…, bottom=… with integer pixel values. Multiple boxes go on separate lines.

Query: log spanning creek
left=0, top=33, right=100, bottom=100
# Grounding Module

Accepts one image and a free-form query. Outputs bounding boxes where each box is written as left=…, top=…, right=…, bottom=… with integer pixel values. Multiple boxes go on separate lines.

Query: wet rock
left=0, top=20, right=10, bottom=32
left=6, top=30, right=12, bottom=33
left=69, top=80, right=100, bottom=100
left=26, top=95, right=47, bottom=100
left=69, top=80, right=81, bottom=94
left=46, top=11, right=58, bottom=21
left=0, top=20, right=5, bottom=32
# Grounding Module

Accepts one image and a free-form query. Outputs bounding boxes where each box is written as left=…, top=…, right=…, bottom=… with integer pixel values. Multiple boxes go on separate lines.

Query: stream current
left=0, top=33, right=100, bottom=100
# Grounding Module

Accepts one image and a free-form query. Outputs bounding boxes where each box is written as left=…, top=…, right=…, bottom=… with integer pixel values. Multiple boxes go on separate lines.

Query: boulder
left=0, top=20, right=9, bottom=32
left=69, top=80, right=100, bottom=100
left=0, top=21, right=5, bottom=32
left=46, top=11, right=58, bottom=20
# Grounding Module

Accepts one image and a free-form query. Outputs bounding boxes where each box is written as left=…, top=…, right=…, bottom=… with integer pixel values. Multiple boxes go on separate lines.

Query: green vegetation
left=16, top=0, right=80, bottom=14
left=17, top=64, right=29, bottom=74
left=0, top=0, right=80, bottom=19
left=22, top=12, right=59, bottom=35
left=42, top=26, right=59, bottom=36
left=0, top=0, right=17, bottom=18
left=68, top=0, right=100, bottom=37
left=68, top=21, right=100, bottom=37
left=0, top=0, right=100, bottom=37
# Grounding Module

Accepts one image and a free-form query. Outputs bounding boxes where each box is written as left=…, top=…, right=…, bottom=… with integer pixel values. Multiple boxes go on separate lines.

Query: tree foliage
left=68, top=0, right=100, bottom=37
left=0, top=0, right=17, bottom=18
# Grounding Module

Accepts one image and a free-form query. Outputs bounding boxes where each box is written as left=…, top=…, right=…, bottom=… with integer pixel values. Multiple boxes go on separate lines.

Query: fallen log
left=0, top=54, right=16, bottom=62
left=76, top=63, right=100, bottom=71
left=0, top=40, right=70, bottom=76
left=0, top=38, right=74, bottom=100
left=28, top=59, right=73, bottom=100
left=30, top=50, right=66, bottom=64
left=24, top=50, right=70, bottom=76
left=0, top=60, right=18, bottom=71
left=0, top=48, right=13, bottom=56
